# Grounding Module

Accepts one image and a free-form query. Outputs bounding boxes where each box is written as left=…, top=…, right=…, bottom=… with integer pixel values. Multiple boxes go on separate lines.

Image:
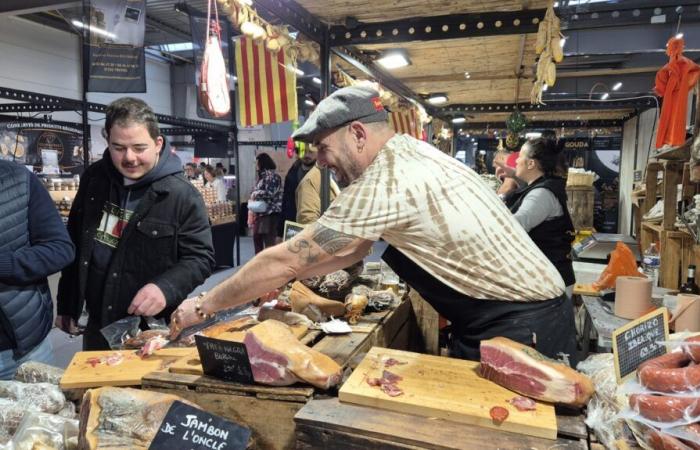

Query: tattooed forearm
left=286, top=238, right=319, bottom=264
left=311, top=224, right=355, bottom=255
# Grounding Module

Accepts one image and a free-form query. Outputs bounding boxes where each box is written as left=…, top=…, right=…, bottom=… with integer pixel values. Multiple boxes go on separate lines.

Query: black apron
left=382, top=245, right=578, bottom=367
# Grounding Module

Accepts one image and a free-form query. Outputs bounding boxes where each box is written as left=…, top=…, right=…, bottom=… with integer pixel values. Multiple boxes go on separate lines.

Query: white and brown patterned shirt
left=317, top=134, right=565, bottom=301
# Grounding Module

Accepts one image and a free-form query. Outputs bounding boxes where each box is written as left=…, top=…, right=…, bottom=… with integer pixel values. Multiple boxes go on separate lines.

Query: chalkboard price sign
left=194, top=335, right=254, bottom=384
left=149, top=400, right=251, bottom=450
left=612, top=307, right=669, bottom=383
left=283, top=220, right=305, bottom=242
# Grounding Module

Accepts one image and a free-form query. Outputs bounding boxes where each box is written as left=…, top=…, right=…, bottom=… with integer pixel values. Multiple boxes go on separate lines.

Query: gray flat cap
left=292, top=85, right=388, bottom=142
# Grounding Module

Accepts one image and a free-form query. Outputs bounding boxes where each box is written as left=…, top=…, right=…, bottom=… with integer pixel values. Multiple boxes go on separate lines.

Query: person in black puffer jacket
left=0, top=160, right=75, bottom=379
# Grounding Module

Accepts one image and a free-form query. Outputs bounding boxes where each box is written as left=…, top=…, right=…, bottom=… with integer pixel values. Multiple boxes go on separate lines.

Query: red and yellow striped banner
left=235, top=37, right=297, bottom=127
left=389, top=108, right=421, bottom=138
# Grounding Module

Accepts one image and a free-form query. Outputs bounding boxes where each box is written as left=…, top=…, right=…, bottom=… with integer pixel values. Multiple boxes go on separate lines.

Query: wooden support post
left=662, top=162, right=681, bottom=230
left=643, top=162, right=662, bottom=216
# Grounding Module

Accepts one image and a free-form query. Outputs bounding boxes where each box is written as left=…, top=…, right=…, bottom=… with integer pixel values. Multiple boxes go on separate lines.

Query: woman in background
left=203, top=165, right=227, bottom=202
left=250, top=153, right=282, bottom=254
left=502, top=137, right=576, bottom=295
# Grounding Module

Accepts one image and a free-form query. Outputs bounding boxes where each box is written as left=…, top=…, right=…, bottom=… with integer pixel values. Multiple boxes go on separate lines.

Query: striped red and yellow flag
left=235, top=37, right=297, bottom=127
left=389, top=108, right=421, bottom=138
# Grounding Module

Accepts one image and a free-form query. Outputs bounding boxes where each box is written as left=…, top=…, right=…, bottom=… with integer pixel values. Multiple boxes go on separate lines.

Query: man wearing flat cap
left=171, top=86, right=578, bottom=365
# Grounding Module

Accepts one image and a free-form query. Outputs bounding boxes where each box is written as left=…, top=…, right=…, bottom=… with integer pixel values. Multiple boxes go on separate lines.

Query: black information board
left=194, top=335, right=254, bottom=384
left=283, top=220, right=305, bottom=242
left=149, top=400, right=250, bottom=450
left=612, top=307, right=669, bottom=382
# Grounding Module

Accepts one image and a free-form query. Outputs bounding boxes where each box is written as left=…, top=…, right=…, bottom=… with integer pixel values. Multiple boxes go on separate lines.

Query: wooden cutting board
left=338, top=347, right=557, bottom=440
left=60, top=347, right=193, bottom=389
left=168, top=323, right=309, bottom=376
left=573, top=282, right=601, bottom=296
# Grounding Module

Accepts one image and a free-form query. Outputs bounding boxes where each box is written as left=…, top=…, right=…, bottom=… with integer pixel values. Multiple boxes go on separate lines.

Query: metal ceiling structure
left=6, top=1, right=700, bottom=125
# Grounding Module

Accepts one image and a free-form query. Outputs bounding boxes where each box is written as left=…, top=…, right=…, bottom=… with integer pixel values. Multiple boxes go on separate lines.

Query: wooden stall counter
left=295, top=398, right=589, bottom=450
left=142, top=297, right=414, bottom=450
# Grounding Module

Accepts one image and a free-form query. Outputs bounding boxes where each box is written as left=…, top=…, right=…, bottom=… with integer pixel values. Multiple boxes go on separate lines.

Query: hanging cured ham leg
left=198, top=0, right=231, bottom=117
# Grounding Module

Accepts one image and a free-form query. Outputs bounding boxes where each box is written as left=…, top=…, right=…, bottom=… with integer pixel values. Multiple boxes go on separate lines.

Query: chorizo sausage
left=648, top=429, right=693, bottom=450
left=683, top=336, right=700, bottom=364
left=629, top=394, right=700, bottom=422
left=638, top=352, right=700, bottom=393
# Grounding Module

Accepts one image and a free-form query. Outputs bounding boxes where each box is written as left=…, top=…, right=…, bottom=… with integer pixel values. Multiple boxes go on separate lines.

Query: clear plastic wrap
left=0, top=399, right=27, bottom=444
left=13, top=362, right=63, bottom=385
left=0, top=381, right=65, bottom=414
left=577, top=353, right=638, bottom=449
left=10, top=411, right=78, bottom=450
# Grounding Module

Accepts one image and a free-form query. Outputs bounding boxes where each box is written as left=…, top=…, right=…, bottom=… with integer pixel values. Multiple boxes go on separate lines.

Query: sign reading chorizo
left=612, top=307, right=669, bottom=383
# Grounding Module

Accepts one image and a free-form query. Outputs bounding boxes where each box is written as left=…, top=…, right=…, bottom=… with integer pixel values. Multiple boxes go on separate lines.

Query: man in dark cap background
left=170, top=86, right=578, bottom=365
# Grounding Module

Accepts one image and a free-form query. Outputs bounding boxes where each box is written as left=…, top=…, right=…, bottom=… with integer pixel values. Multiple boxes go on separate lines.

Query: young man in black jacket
left=0, top=161, right=75, bottom=378
left=56, top=97, right=215, bottom=350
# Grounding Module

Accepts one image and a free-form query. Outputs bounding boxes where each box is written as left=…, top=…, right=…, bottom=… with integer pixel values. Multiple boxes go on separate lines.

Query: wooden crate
left=295, top=398, right=588, bottom=450
left=640, top=222, right=696, bottom=289
left=142, top=299, right=414, bottom=450
left=567, top=186, right=594, bottom=231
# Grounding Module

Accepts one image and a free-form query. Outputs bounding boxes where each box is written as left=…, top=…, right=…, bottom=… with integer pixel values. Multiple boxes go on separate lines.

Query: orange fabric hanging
left=655, top=37, right=700, bottom=149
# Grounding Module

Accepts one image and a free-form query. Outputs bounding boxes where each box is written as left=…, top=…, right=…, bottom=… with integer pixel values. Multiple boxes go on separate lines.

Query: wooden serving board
left=60, top=347, right=193, bottom=389
left=338, top=347, right=557, bottom=441
left=573, top=282, right=601, bottom=297
left=168, top=323, right=309, bottom=376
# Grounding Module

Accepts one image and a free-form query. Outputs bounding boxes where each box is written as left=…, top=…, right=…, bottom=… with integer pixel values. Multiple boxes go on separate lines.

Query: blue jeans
left=0, top=336, right=54, bottom=380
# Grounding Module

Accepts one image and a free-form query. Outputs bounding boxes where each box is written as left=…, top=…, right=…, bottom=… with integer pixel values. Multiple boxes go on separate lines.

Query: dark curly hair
left=256, top=153, right=276, bottom=174
left=103, top=97, right=160, bottom=140
left=523, top=135, right=567, bottom=178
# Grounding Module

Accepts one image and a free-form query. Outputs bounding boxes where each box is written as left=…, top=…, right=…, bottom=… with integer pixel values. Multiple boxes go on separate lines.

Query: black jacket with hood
left=57, top=146, right=215, bottom=330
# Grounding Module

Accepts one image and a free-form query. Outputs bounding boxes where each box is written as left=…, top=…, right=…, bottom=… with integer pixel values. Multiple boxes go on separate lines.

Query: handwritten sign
left=283, top=220, right=305, bottom=242
left=195, top=335, right=254, bottom=384
left=149, top=401, right=250, bottom=450
left=612, top=307, right=669, bottom=383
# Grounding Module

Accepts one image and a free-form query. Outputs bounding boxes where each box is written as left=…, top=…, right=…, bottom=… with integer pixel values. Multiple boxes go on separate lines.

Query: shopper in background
left=0, top=160, right=75, bottom=379
left=184, top=162, right=198, bottom=180
left=171, top=86, right=578, bottom=366
left=250, top=153, right=282, bottom=253
left=501, top=137, right=576, bottom=295
left=203, top=164, right=227, bottom=202
left=493, top=150, right=518, bottom=198
left=296, top=157, right=340, bottom=224
left=278, top=146, right=317, bottom=236
left=56, top=97, right=215, bottom=350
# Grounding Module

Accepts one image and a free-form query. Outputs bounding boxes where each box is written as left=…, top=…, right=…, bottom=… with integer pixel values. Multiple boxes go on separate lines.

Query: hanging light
left=377, top=50, right=411, bottom=69
left=452, top=116, right=466, bottom=124
left=427, top=94, right=448, bottom=105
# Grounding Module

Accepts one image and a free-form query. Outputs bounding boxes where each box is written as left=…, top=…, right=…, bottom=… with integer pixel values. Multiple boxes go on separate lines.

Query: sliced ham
left=479, top=337, right=594, bottom=408
left=243, top=320, right=342, bottom=389
left=508, top=396, right=537, bottom=411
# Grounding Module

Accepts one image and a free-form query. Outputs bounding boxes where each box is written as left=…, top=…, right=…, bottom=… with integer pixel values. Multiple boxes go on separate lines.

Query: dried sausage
left=638, top=352, right=700, bottom=393
left=629, top=394, right=700, bottom=422
left=489, top=406, right=509, bottom=425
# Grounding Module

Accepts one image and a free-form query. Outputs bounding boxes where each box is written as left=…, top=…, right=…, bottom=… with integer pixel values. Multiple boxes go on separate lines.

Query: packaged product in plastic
left=13, top=361, right=64, bottom=385
left=592, top=242, right=645, bottom=291
left=0, top=381, right=65, bottom=414
left=10, top=410, right=78, bottom=450
left=577, top=353, right=637, bottom=448
left=0, top=399, right=28, bottom=444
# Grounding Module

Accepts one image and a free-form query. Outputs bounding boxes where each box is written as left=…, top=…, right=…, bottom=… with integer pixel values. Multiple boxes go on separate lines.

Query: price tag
left=149, top=400, right=250, bottom=450
left=194, top=335, right=254, bottom=384
left=612, top=307, right=669, bottom=383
